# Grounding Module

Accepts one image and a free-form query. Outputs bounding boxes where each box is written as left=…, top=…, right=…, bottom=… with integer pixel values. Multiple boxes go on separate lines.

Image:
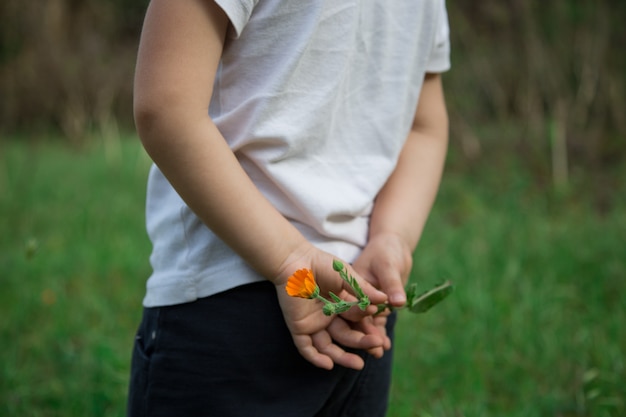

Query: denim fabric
left=127, top=281, right=395, bottom=417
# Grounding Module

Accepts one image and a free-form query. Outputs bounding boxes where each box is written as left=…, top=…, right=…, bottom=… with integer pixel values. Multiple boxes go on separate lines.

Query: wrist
left=368, top=230, right=414, bottom=258
left=361, top=231, right=414, bottom=288
left=268, top=238, right=317, bottom=286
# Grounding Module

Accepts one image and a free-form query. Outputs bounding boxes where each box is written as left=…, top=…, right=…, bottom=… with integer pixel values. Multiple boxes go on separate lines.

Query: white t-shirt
left=143, top=0, right=451, bottom=307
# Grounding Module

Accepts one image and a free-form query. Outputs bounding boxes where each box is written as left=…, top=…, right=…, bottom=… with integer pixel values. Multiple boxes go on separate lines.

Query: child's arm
left=134, top=0, right=387, bottom=370
left=354, top=73, right=449, bottom=306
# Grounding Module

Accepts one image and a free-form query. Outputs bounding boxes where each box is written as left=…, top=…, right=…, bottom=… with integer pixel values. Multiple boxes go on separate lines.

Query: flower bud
left=333, top=302, right=353, bottom=314
left=358, top=297, right=371, bottom=311
left=332, top=259, right=344, bottom=272
left=322, top=303, right=337, bottom=316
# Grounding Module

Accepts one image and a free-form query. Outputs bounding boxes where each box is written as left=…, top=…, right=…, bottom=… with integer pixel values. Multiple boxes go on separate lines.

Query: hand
left=329, top=314, right=391, bottom=359
left=350, top=233, right=412, bottom=355
left=353, top=232, right=413, bottom=308
left=273, top=245, right=389, bottom=370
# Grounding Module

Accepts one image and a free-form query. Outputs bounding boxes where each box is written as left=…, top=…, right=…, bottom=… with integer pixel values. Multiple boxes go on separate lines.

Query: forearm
left=137, top=114, right=308, bottom=281
left=134, top=0, right=307, bottom=282
left=369, top=131, right=448, bottom=251
left=368, top=74, right=449, bottom=252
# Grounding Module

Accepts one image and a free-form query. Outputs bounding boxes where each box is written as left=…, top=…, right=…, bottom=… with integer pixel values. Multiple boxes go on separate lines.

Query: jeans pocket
left=127, top=307, right=160, bottom=417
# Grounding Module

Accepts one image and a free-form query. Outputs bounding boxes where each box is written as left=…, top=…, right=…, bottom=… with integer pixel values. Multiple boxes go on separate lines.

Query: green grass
left=1, top=138, right=625, bottom=416
left=390, top=162, right=626, bottom=416
left=0, top=137, right=151, bottom=416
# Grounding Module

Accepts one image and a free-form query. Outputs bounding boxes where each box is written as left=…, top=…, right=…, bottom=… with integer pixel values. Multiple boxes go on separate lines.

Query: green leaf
left=357, top=296, right=371, bottom=311
left=405, top=283, right=419, bottom=307
left=328, top=291, right=343, bottom=303
left=375, top=304, right=390, bottom=315
left=333, top=301, right=354, bottom=314
left=349, top=276, right=366, bottom=299
left=408, top=280, right=454, bottom=314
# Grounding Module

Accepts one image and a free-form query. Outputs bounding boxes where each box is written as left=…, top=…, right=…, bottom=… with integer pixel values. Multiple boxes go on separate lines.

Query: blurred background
left=2, top=0, right=625, bottom=176
left=1, top=0, right=625, bottom=416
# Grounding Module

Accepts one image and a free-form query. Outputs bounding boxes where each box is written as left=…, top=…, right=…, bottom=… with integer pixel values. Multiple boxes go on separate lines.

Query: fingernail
left=390, top=293, right=406, bottom=305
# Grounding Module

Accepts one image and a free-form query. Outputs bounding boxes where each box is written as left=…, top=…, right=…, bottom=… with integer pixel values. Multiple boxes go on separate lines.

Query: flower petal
left=285, top=268, right=318, bottom=299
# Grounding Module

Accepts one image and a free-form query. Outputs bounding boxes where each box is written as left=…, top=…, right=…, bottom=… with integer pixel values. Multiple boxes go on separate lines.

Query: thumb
left=335, top=260, right=388, bottom=305
left=371, top=263, right=406, bottom=307
left=352, top=273, right=388, bottom=305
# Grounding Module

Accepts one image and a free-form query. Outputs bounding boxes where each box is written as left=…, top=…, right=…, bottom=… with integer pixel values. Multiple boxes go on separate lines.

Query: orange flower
left=285, top=268, right=319, bottom=299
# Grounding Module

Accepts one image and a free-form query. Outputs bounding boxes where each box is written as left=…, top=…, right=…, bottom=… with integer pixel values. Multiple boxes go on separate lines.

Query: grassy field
left=1, top=138, right=624, bottom=416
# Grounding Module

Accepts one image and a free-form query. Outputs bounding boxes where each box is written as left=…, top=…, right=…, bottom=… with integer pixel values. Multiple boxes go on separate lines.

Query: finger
left=334, top=264, right=388, bottom=305
left=366, top=345, right=384, bottom=358
left=292, top=334, right=334, bottom=370
left=336, top=302, right=378, bottom=323
left=348, top=273, right=389, bottom=305
left=329, top=316, right=388, bottom=359
left=370, top=262, right=406, bottom=306
left=372, top=315, right=392, bottom=351
left=354, top=316, right=390, bottom=356
left=327, top=316, right=384, bottom=351
left=311, top=331, right=365, bottom=370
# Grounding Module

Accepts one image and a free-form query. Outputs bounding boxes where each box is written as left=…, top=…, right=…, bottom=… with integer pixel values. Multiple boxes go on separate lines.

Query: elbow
left=133, top=88, right=208, bottom=141
left=133, top=97, right=162, bottom=145
left=133, top=91, right=185, bottom=153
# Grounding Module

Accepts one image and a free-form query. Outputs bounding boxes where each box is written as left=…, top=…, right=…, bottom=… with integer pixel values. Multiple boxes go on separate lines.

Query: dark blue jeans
left=127, top=281, right=396, bottom=417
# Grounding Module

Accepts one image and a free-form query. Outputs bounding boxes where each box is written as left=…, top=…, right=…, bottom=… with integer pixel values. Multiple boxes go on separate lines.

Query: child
left=128, top=0, right=450, bottom=415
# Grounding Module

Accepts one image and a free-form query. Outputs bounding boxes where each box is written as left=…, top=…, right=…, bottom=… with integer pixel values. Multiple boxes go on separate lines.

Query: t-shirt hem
left=142, top=270, right=266, bottom=308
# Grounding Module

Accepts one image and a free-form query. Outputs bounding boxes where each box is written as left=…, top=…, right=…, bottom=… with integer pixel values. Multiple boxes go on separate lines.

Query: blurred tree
left=0, top=0, right=147, bottom=141
left=0, top=0, right=624, bottom=181
left=445, top=0, right=625, bottom=183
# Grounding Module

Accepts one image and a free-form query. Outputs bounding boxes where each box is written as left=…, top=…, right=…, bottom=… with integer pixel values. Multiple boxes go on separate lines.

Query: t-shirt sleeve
left=426, top=0, right=451, bottom=73
left=213, top=0, right=258, bottom=38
